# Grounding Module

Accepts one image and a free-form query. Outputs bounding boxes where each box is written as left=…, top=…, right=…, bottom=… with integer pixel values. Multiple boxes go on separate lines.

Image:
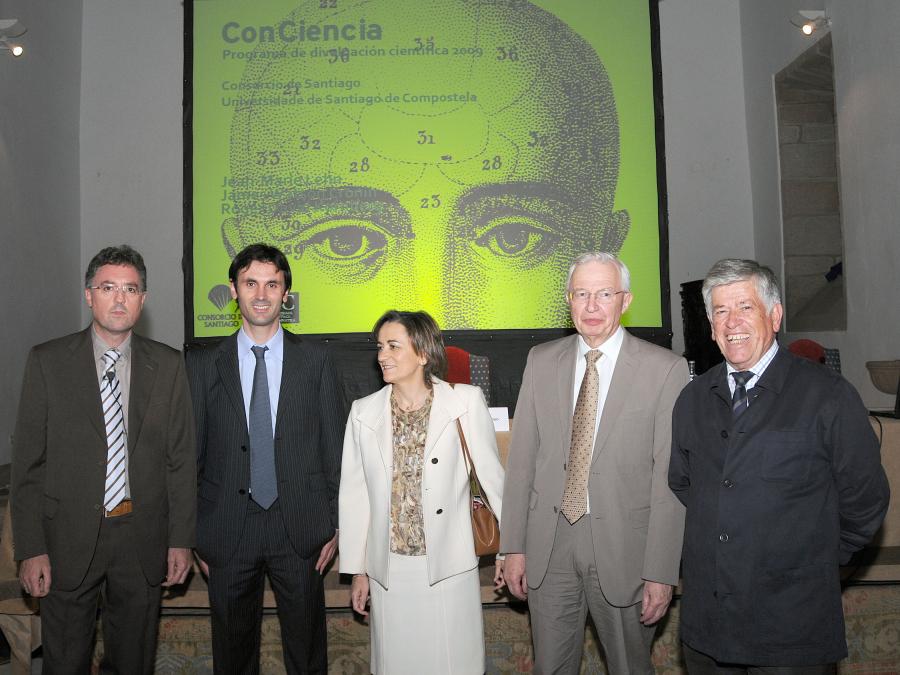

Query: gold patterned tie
left=561, top=350, right=603, bottom=524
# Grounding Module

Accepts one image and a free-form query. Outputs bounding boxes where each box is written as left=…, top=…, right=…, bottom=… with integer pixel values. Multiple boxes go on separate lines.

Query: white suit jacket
left=339, top=379, right=504, bottom=588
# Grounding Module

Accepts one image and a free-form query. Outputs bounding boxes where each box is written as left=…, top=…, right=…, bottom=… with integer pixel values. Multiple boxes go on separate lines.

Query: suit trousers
left=207, top=499, right=326, bottom=675
left=683, top=643, right=837, bottom=674
left=40, top=513, right=162, bottom=675
left=527, top=514, right=655, bottom=675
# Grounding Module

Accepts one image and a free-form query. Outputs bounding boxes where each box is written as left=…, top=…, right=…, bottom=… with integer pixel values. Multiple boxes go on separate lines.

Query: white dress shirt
left=572, top=326, right=624, bottom=513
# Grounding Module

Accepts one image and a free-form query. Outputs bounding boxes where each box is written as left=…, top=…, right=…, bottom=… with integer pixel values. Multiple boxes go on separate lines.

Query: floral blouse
left=389, top=389, right=433, bottom=555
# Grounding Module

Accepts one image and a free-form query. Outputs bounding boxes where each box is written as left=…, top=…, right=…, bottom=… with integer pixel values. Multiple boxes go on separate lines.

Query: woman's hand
left=351, top=574, right=370, bottom=617
left=493, top=557, right=506, bottom=590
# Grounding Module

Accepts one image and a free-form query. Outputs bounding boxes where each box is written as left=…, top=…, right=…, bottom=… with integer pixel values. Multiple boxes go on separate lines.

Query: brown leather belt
left=105, top=499, right=133, bottom=518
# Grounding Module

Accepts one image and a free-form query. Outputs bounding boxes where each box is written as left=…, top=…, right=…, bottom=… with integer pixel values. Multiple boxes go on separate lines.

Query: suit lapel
left=215, top=333, right=247, bottom=430
left=127, top=334, right=158, bottom=454
left=67, top=328, right=106, bottom=441
left=557, top=336, right=578, bottom=454
left=358, top=386, right=393, bottom=472
left=424, top=381, right=463, bottom=461
left=277, top=332, right=303, bottom=432
left=591, top=331, right=637, bottom=465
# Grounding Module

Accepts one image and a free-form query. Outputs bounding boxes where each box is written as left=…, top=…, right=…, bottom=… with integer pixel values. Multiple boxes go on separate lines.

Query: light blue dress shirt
left=236, top=326, right=283, bottom=434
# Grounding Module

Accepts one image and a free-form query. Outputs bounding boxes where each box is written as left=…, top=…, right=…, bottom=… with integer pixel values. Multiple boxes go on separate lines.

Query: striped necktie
left=731, top=370, right=753, bottom=417
left=101, top=349, right=127, bottom=511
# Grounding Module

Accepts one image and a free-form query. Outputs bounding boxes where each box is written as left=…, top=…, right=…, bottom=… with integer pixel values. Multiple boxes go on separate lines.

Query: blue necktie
left=249, top=345, right=277, bottom=509
left=731, top=371, right=753, bottom=417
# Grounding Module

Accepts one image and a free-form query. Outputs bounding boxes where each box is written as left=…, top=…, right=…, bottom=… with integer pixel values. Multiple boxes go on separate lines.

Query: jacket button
left=719, top=533, right=729, bottom=542
left=720, top=430, right=728, bottom=439
left=722, top=479, right=734, bottom=488
left=238, top=488, right=246, bottom=495
left=553, top=506, right=558, bottom=514
left=94, top=504, right=101, bottom=510
left=241, top=445, right=247, bottom=452
left=436, top=508, right=443, bottom=514
left=431, top=458, right=438, bottom=464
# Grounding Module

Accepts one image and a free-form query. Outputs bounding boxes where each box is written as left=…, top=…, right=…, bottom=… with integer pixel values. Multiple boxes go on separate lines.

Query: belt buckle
left=105, top=499, right=133, bottom=518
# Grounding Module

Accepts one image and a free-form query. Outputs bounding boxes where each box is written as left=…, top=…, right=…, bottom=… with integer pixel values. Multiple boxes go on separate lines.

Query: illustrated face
left=376, top=321, right=427, bottom=388
left=709, top=280, right=782, bottom=371
left=221, top=0, right=628, bottom=331
left=84, top=264, right=146, bottom=345
left=230, top=260, right=289, bottom=331
left=567, top=260, right=632, bottom=349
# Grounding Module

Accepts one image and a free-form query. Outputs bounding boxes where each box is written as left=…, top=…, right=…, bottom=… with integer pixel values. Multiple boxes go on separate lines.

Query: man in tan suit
left=501, top=252, right=688, bottom=674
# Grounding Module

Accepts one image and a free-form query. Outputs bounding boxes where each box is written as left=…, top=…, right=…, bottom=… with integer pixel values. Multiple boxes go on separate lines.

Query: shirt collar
left=725, top=338, right=779, bottom=380
left=577, top=324, right=624, bottom=361
left=91, top=328, right=132, bottom=363
left=237, top=325, right=284, bottom=361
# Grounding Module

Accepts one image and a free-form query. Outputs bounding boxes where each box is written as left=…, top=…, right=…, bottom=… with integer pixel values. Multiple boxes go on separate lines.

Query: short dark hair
left=373, top=310, right=448, bottom=385
left=228, top=243, right=292, bottom=291
left=84, top=245, right=147, bottom=290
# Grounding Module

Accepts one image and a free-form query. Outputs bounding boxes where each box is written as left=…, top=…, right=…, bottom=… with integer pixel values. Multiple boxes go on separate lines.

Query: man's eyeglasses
left=89, top=284, right=144, bottom=297
left=567, top=288, right=626, bottom=305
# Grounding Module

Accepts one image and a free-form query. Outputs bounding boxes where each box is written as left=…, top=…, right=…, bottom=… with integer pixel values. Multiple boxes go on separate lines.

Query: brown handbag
left=455, top=417, right=500, bottom=556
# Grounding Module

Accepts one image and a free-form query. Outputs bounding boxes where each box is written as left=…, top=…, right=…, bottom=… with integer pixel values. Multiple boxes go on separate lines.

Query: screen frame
left=182, top=0, right=672, bottom=348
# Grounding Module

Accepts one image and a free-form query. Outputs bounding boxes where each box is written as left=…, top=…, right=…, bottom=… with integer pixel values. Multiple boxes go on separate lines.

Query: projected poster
left=190, top=0, right=663, bottom=336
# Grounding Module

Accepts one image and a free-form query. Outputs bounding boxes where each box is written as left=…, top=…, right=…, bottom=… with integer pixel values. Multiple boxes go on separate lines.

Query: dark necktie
left=249, top=345, right=277, bottom=509
left=731, top=370, right=753, bottom=417
left=561, top=350, right=603, bottom=524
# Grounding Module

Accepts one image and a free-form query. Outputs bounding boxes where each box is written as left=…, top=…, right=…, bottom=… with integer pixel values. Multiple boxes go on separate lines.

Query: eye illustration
left=302, top=221, right=388, bottom=265
left=473, top=217, right=559, bottom=261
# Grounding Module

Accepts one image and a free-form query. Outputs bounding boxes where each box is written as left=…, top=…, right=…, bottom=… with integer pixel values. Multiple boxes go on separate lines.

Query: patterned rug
left=95, top=584, right=900, bottom=674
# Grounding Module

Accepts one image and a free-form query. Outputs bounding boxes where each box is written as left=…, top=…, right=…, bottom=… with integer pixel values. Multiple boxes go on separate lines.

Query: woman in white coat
left=339, top=310, right=505, bottom=675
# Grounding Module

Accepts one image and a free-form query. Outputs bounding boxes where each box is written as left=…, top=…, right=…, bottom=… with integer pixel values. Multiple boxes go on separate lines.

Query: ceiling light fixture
left=790, top=10, right=830, bottom=36
left=0, top=18, right=26, bottom=57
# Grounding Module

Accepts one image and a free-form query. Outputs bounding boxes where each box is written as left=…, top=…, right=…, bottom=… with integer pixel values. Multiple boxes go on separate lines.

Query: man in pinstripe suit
left=187, top=244, right=345, bottom=674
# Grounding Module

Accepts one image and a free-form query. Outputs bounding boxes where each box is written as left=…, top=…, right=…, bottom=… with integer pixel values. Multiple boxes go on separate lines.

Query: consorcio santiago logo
left=199, top=284, right=299, bottom=328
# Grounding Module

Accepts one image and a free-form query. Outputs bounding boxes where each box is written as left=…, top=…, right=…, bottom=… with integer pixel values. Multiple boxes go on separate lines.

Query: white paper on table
left=489, top=407, right=510, bottom=431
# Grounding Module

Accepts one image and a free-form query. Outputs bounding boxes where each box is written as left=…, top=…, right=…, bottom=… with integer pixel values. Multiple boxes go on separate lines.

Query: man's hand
left=504, top=553, right=528, bottom=600
left=640, top=580, right=674, bottom=625
left=19, top=554, right=52, bottom=597
left=163, top=547, right=192, bottom=587
left=315, top=533, right=338, bottom=574
left=493, top=558, right=506, bottom=590
left=350, top=574, right=370, bottom=617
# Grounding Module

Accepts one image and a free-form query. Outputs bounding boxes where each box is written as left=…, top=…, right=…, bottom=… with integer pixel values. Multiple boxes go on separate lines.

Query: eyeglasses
left=89, top=284, right=144, bottom=297
left=567, top=288, right=627, bottom=305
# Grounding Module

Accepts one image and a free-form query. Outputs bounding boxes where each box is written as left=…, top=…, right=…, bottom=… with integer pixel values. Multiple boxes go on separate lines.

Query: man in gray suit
left=12, top=245, right=196, bottom=674
left=502, top=252, right=688, bottom=674
left=187, top=243, right=344, bottom=674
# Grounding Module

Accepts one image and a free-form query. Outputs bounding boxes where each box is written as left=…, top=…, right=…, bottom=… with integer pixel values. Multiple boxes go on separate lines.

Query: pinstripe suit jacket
left=187, top=330, right=345, bottom=567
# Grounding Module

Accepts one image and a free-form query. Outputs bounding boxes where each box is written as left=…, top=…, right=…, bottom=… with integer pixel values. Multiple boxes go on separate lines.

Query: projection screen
left=186, top=0, right=668, bottom=338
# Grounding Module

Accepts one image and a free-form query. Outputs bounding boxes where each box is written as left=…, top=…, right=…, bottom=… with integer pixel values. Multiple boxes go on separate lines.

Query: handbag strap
left=454, top=416, right=498, bottom=520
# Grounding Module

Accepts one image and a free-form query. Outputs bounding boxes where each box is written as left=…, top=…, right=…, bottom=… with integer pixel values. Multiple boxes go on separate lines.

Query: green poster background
left=190, top=0, right=662, bottom=336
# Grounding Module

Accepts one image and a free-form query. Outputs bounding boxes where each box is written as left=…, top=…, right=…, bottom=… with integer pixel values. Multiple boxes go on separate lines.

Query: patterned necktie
left=249, top=345, right=278, bottom=509
left=101, top=349, right=127, bottom=511
left=731, top=370, right=753, bottom=417
left=561, top=350, right=603, bottom=524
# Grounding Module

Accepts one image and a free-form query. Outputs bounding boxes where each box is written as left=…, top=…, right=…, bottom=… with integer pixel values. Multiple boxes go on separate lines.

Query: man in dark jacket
left=669, top=258, right=889, bottom=673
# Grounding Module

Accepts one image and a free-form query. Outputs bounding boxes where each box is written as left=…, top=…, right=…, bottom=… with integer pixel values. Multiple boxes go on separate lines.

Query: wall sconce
left=0, top=18, right=26, bottom=57
left=791, top=10, right=830, bottom=36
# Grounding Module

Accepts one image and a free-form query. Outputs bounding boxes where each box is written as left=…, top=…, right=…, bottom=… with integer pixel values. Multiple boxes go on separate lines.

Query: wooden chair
left=0, top=502, right=40, bottom=675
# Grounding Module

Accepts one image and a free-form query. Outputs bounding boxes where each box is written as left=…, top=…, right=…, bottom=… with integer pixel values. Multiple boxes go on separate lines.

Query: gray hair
left=565, top=252, right=631, bottom=292
left=701, top=258, right=781, bottom=316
